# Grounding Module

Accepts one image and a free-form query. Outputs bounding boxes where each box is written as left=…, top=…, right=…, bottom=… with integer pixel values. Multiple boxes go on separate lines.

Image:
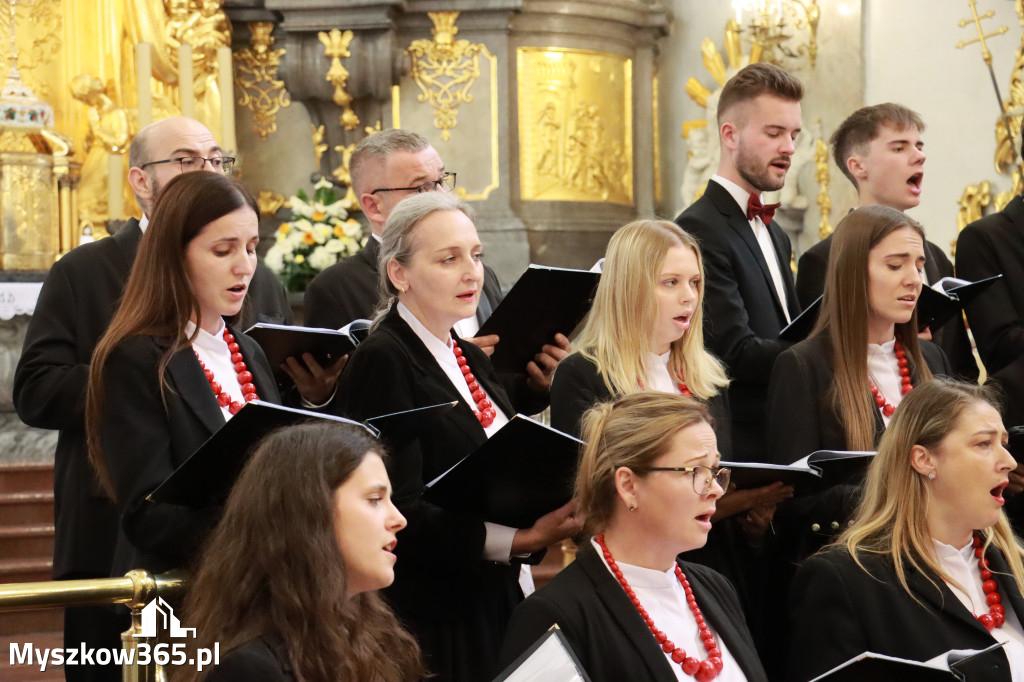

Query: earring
left=928, top=471, right=936, bottom=480
left=629, top=504, right=637, bottom=512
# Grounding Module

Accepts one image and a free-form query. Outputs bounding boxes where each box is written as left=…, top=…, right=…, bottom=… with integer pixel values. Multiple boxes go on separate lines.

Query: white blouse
left=592, top=539, right=748, bottom=682
left=188, top=319, right=243, bottom=421
left=934, top=538, right=1024, bottom=681
left=867, top=338, right=903, bottom=427
left=644, top=351, right=687, bottom=395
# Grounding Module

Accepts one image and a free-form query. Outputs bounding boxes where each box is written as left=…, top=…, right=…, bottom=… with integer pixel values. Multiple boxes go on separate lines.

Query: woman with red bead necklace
left=788, top=378, right=1024, bottom=682
left=500, top=392, right=768, bottom=682
left=333, top=191, right=582, bottom=682
left=86, top=171, right=281, bottom=578
left=766, top=205, right=951, bottom=555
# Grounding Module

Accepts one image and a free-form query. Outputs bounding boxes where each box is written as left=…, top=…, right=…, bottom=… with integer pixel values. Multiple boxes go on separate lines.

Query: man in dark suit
left=305, top=128, right=567, bottom=404
left=957, top=124, right=1024, bottom=524
left=13, top=116, right=289, bottom=682
left=796, top=103, right=978, bottom=380
left=674, top=63, right=803, bottom=462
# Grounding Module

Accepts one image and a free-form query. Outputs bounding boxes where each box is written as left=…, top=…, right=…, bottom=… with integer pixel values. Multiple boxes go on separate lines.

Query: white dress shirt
left=933, top=538, right=1024, bottom=680
left=187, top=319, right=242, bottom=421
left=592, top=539, right=748, bottom=681
left=644, top=351, right=686, bottom=395
left=867, top=338, right=904, bottom=428
left=711, top=175, right=791, bottom=324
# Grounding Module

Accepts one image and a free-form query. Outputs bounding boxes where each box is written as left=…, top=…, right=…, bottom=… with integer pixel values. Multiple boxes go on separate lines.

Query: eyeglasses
left=371, top=172, right=457, bottom=195
left=638, top=465, right=731, bottom=496
left=139, top=156, right=235, bottom=174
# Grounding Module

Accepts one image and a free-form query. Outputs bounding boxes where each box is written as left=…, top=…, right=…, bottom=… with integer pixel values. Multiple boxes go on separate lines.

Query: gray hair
left=350, top=129, right=431, bottom=197
left=372, top=191, right=476, bottom=326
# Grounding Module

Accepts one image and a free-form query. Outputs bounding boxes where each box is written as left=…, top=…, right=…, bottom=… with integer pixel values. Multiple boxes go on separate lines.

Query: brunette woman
left=333, top=191, right=581, bottom=682
left=86, top=171, right=280, bottom=577
left=177, top=421, right=423, bottom=682
left=500, top=392, right=768, bottom=682
left=788, top=379, right=1024, bottom=682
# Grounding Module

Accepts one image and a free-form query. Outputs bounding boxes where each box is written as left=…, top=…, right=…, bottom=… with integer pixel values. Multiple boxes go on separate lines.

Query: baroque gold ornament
left=406, top=12, right=483, bottom=142
left=234, top=22, right=291, bottom=140
left=318, top=28, right=359, bottom=131
left=814, top=137, right=832, bottom=240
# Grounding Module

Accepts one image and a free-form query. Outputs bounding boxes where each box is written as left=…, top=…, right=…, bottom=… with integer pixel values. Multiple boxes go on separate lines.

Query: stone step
left=0, top=524, right=54, bottom=561
left=0, top=463, right=53, bottom=495
left=0, top=492, right=54, bottom=526
left=0, top=630, right=64, bottom=681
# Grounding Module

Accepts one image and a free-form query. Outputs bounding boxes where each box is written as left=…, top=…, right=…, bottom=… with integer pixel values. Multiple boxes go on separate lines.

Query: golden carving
left=329, top=121, right=382, bottom=211
left=318, top=28, right=359, bottom=131
left=234, top=22, right=290, bottom=140
left=311, top=124, right=328, bottom=167
left=256, top=190, right=286, bottom=218
left=69, top=74, right=131, bottom=228
left=734, top=0, right=820, bottom=70
left=0, top=0, right=62, bottom=101
left=814, top=137, right=832, bottom=240
left=517, top=47, right=633, bottom=205
left=406, top=12, right=483, bottom=142
left=957, top=181, right=992, bottom=233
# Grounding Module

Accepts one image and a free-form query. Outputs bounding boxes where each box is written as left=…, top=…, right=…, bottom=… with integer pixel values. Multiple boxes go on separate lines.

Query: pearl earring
left=928, top=471, right=936, bottom=480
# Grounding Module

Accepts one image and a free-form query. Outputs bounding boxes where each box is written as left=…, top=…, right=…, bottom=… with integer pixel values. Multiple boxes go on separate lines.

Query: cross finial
left=956, top=0, right=1007, bottom=64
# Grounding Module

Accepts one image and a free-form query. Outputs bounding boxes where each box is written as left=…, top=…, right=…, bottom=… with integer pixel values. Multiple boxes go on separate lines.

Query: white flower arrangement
left=264, top=177, right=364, bottom=292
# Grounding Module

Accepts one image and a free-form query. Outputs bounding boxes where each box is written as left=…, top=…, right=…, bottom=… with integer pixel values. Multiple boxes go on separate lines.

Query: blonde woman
left=788, top=378, right=1024, bottom=681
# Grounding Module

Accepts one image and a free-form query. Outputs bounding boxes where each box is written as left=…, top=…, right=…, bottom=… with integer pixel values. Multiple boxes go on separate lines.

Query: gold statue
left=69, top=74, right=131, bottom=228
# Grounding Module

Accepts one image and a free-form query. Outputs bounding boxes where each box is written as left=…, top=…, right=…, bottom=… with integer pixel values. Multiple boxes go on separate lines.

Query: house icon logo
left=132, top=597, right=196, bottom=638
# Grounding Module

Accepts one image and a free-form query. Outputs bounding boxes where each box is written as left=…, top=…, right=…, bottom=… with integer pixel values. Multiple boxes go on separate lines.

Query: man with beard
left=13, top=116, right=292, bottom=682
left=796, top=103, right=977, bottom=380
left=674, top=63, right=803, bottom=462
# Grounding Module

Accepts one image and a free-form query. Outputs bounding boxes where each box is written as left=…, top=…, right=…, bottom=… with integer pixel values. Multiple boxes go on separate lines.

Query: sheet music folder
left=779, top=296, right=821, bottom=343
left=809, top=642, right=1004, bottom=682
left=492, top=626, right=592, bottom=682
left=424, top=414, right=583, bottom=528
left=245, top=322, right=366, bottom=382
left=916, top=274, right=1002, bottom=332
left=477, top=265, right=600, bottom=373
left=722, top=450, right=875, bottom=492
left=149, top=400, right=456, bottom=507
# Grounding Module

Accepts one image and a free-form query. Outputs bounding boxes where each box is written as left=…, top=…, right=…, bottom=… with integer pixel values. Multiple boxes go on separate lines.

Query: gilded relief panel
left=1, top=161, right=57, bottom=269
left=517, top=47, right=633, bottom=205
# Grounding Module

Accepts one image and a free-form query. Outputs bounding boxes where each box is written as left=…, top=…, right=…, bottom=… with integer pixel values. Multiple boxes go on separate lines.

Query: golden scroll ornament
left=234, top=22, right=290, bottom=140
left=318, top=28, right=359, bottom=131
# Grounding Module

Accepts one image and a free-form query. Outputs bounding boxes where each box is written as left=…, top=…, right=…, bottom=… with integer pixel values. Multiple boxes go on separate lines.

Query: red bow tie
left=747, top=194, right=781, bottom=224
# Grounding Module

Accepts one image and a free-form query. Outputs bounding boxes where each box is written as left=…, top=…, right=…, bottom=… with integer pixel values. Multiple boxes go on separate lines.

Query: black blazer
left=499, top=543, right=768, bottom=682
left=304, top=236, right=503, bottom=329
left=99, top=329, right=279, bottom=577
left=766, top=333, right=951, bottom=466
left=797, top=233, right=978, bottom=381
left=203, top=636, right=294, bottom=682
left=675, top=180, right=801, bottom=461
left=549, top=351, right=732, bottom=456
left=787, top=546, right=1024, bottom=682
left=957, top=195, right=1024, bottom=426
left=332, top=303, right=522, bottom=682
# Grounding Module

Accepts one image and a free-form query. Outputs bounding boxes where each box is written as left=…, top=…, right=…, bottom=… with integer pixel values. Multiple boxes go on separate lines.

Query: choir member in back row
left=500, top=392, right=768, bottom=682
left=332, top=191, right=582, bottom=682
left=179, top=422, right=423, bottom=682
left=86, top=172, right=284, bottom=582
left=788, top=379, right=1024, bottom=682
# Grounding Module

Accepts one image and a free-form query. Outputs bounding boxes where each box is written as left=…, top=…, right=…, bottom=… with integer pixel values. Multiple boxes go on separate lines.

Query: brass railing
left=0, top=569, right=188, bottom=682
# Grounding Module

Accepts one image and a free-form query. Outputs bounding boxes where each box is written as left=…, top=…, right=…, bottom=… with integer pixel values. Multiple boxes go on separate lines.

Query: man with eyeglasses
left=13, top=115, right=291, bottom=682
left=305, top=128, right=569, bottom=410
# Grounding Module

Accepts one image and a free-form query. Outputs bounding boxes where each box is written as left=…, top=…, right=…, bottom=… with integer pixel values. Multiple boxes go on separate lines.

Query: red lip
left=992, top=482, right=1008, bottom=505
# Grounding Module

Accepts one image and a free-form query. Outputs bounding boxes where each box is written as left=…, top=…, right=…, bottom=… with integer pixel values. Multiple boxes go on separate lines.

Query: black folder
left=245, top=320, right=370, bottom=381
left=916, top=274, right=1002, bottom=332
left=779, top=295, right=821, bottom=343
left=809, top=643, right=1004, bottom=682
left=492, top=626, right=592, bottom=682
left=424, top=414, right=584, bottom=528
left=477, top=265, right=600, bottom=373
left=722, top=450, right=875, bottom=493
left=148, top=400, right=456, bottom=507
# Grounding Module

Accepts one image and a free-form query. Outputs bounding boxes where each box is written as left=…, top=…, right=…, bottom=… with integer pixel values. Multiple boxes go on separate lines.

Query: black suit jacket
left=958, top=195, right=1024, bottom=426
left=797, top=232, right=978, bottom=381
left=13, top=218, right=290, bottom=579
left=675, top=180, right=800, bottom=461
left=203, top=635, right=293, bottom=682
left=304, top=236, right=503, bottom=329
left=788, top=546, right=1023, bottom=682
left=549, top=351, right=733, bottom=456
left=499, top=543, right=768, bottom=682
left=100, top=330, right=279, bottom=577
left=332, top=303, right=522, bottom=682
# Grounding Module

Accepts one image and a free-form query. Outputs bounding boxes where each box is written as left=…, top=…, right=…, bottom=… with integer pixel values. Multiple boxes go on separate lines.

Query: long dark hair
left=177, top=421, right=424, bottom=682
left=86, top=171, right=259, bottom=497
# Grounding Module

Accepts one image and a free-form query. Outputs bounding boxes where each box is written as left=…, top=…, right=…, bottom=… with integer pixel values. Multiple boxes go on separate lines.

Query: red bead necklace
left=194, top=329, right=259, bottom=416
left=972, top=534, right=1005, bottom=630
left=452, top=340, right=495, bottom=427
left=596, top=534, right=723, bottom=681
left=869, top=336, right=912, bottom=418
